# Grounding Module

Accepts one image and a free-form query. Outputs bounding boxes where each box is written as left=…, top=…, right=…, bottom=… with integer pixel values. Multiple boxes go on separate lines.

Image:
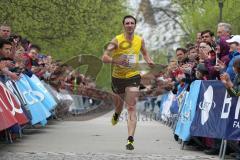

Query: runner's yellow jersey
left=112, top=33, right=142, bottom=79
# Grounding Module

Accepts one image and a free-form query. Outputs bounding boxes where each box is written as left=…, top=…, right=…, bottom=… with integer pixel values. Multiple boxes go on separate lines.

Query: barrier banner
left=170, top=84, right=189, bottom=115
left=174, top=80, right=201, bottom=141
left=190, top=80, right=240, bottom=140
left=0, top=104, right=17, bottom=131
left=5, top=80, right=27, bottom=108
left=5, top=80, right=32, bottom=120
left=25, top=74, right=57, bottom=111
left=15, top=74, right=51, bottom=125
left=160, top=92, right=174, bottom=121
left=0, top=82, right=28, bottom=125
left=159, top=93, right=168, bottom=114
left=170, top=98, right=178, bottom=114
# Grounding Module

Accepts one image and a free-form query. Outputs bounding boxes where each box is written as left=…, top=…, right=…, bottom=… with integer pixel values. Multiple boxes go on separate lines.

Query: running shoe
left=126, top=140, right=134, bottom=150
left=111, top=113, right=119, bottom=126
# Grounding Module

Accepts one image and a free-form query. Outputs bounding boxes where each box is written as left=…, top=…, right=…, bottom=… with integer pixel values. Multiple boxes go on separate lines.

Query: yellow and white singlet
left=112, top=33, right=142, bottom=79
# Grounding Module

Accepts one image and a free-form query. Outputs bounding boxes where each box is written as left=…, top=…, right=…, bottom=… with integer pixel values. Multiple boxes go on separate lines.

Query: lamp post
left=218, top=0, right=223, bottom=22
left=167, top=51, right=172, bottom=64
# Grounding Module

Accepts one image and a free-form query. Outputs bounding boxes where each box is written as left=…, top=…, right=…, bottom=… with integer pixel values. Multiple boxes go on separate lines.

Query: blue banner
left=14, top=74, right=51, bottom=125
left=25, top=74, right=57, bottom=111
left=170, top=84, right=188, bottom=115
left=160, top=92, right=174, bottom=121
left=159, top=93, right=169, bottom=114
left=174, top=80, right=201, bottom=141
left=190, top=80, right=240, bottom=140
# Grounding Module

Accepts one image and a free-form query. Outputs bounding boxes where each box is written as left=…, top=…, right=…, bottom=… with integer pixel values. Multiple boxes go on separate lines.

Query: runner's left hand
left=148, top=60, right=154, bottom=68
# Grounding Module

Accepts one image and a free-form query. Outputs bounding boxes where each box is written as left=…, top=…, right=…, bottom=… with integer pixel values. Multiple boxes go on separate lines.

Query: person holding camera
left=0, top=39, right=19, bottom=81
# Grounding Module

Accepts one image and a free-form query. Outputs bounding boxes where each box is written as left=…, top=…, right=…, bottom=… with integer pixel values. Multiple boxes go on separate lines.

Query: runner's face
left=123, top=18, right=136, bottom=34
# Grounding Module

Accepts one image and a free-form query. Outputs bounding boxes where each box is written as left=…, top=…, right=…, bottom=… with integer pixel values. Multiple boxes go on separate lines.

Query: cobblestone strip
left=0, top=152, right=219, bottom=160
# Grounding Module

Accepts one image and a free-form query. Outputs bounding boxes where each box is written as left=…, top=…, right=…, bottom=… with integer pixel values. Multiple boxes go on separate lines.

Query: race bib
left=120, top=54, right=136, bottom=68
left=128, top=54, right=136, bottom=64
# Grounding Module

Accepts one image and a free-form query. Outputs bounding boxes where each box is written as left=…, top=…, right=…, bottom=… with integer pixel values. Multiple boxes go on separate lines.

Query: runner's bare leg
left=113, top=93, right=124, bottom=114
left=125, top=86, right=139, bottom=137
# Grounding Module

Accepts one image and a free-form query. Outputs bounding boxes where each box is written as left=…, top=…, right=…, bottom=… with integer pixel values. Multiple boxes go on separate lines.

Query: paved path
left=0, top=110, right=219, bottom=160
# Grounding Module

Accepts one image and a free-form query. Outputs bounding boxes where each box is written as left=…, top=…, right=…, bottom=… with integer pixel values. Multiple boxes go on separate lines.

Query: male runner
left=102, top=15, right=154, bottom=150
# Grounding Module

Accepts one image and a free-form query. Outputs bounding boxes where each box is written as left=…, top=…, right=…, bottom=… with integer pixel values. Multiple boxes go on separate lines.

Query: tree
left=173, top=0, right=240, bottom=43
left=0, top=0, right=127, bottom=88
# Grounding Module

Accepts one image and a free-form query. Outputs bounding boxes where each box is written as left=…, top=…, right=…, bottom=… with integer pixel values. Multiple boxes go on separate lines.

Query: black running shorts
left=111, top=74, right=141, bottom=94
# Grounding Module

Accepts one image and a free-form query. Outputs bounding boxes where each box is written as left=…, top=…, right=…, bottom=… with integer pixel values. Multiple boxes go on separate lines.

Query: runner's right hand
left=112, top=57, right=129, bottom=67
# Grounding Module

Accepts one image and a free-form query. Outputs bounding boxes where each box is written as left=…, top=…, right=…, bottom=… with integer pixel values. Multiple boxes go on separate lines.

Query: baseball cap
left=226, top=35, right=240, bottom=44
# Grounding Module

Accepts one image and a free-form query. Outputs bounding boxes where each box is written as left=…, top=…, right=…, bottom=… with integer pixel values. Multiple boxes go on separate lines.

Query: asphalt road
left=0, top=109, right=219, bottom=160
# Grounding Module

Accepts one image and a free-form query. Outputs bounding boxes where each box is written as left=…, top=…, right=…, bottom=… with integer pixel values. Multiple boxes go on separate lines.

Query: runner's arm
left=140, top=39, right=154, bottom=65
left=102, top=38, right=118, bottom=64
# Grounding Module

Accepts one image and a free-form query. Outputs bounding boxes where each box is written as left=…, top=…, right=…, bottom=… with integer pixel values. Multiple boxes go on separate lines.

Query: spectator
left=215, top=35, right=240, bottom=82
left=201, top=30, right=216, bottom=49
left=21, top=38, right=31, bottom=52
left=198, top=42, right=211, bottom=62
left=196, top=32, right=202, bottom=45
left=188, top=46, right=198, bottom=63
left=216, top=36, right=230, bottom=61
left=0, top=24, right=11, bottom=40
left=217, top=22, right=231, bottom=38
left=0, top=39, right=19, bottom=81
left=22, top=44, right=41, bottom=71
left=199, top=41, right=219, bottom=79
left=176, top=48, right=188, bottom=66
left=29, top=44, right=41, bottom=66
left=195, top=63, right=209, bottom=80
left=225, top=35, right=240, bottom=81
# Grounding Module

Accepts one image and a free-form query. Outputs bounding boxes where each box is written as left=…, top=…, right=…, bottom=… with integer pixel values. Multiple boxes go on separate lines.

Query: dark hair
left=21, top=38, right=30, bottom=45
left=122, top=15, right=136, bottom=24
left=201, top=30, right=214, bottom=37
left=185, top=43, right=194, bottom=49
left=8, top=34, right=22, bottom=43
left=197, top=63, right=209, bottom=75
left=200, top=41, right=215, bottom=51
left=30, top=44, right=41, bottom=52
left=176, top=48, right=187, bottom=54
left=188, top=46, right=195, bottom=51
left=0, top=38, right=12, bottom=49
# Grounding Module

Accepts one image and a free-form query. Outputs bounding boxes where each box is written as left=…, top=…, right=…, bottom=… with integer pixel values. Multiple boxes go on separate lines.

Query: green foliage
left=0, top=0, right=127, bottom=89
left=173, top=0, right=240, bottom=43
left=151, top=50, right=169, bottom=65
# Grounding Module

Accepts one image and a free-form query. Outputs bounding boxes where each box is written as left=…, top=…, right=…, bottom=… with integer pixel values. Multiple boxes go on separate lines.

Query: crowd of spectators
left=0, top=24, right=98, bottom=95
left=150, top=22, right=240, bottom=158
